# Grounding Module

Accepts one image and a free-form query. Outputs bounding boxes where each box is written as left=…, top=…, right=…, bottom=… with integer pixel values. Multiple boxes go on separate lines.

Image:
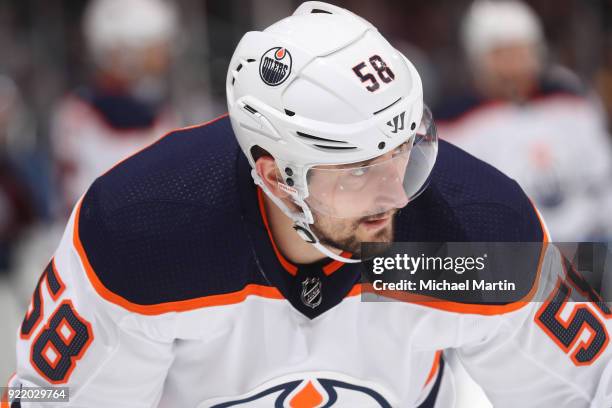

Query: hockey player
left=435, top=0, right=612, bottom=241
left=51, top=0, right=179, bottom=214
left=5, top=2, right=612, bottom=407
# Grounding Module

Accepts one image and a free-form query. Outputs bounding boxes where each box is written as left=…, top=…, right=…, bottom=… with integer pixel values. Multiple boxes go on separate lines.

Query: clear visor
left=304, top=106, right=438, bottom=219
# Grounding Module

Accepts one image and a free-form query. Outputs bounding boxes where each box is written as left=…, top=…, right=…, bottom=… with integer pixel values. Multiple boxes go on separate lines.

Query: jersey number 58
left=535, top=258, right=610, bottom=366
left=20, top=261, right=93, bottom=383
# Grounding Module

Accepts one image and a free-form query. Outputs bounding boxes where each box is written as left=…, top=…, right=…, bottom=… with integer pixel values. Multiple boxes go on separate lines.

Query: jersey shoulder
left=434, top=69, right=588, bottom=124
left=433, top=91, right=486, bottom=123
left=535, top=67, right=587, bottom=99
left=394, top=141, right=547, bottom=311
left=75, top=115, right=267, bottom=310
left=73, top=86, right=165, bottom=130
left=397, top=139, right=545, bottom=243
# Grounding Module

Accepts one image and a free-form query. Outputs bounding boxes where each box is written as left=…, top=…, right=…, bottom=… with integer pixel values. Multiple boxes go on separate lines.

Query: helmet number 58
left=352, top=55, right=395, bottom=92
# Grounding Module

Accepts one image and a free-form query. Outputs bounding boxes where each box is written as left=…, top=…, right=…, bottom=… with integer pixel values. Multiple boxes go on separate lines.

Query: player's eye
left=392, top=141, right=410, bottom=156
left=349, top=167, right=369, bottom=177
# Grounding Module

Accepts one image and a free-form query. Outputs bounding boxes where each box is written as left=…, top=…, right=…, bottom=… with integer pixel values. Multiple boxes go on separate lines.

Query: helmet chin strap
left=292, top=221, right=360, bottom=264
left=252, top=171, right=361, bottom=264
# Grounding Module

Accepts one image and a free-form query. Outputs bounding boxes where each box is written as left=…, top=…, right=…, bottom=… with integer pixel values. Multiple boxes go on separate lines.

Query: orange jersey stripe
left=424, top=350, right=442, bottom=388
left=360, top=199, right=550, bottom=315
left=256, top=187, right=299, bottom=276
left=322, top=253, right=351, bottom=276
left=256, top=187, right=350, bottom=276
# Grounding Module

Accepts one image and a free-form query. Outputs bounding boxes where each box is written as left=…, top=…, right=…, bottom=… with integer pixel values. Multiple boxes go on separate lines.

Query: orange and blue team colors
left=5, top=115, right=612, bottom=407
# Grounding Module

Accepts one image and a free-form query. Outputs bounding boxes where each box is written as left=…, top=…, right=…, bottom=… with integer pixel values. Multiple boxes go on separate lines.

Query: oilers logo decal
left=259, top=47, right=292, bottom=86
left=200, top=372, right=393, bottom=407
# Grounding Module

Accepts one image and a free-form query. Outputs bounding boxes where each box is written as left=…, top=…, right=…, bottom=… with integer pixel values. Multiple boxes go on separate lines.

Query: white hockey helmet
left=461, top=0, right=545, bottom=62
left=83, top=0, right=178, bottom=69
left=227, top=1, right=438, bottom=262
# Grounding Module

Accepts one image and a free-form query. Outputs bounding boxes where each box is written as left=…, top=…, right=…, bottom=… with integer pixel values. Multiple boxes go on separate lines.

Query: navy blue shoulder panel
left=395, top=140, right=544, bottom=243
left=536, top=73, right=586, bottom=98
left=78, top=116, right=267, bottom=305
left=434, top=74, right=586, bottom=123
left=433, top=92, right=484, bottom=122
left=75, top=86, right=163, bottom=130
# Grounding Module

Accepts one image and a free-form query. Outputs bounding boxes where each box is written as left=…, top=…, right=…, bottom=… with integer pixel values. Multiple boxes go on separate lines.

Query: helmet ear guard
left=228, top=1, right=438, bottom=263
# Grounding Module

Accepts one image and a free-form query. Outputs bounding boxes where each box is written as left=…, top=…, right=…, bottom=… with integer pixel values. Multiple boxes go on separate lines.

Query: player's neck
left=263, top=194, right=334, bottom=265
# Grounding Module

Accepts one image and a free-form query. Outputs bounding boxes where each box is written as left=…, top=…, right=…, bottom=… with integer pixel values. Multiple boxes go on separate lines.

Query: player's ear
left=255, top=156, right=289, bottom=199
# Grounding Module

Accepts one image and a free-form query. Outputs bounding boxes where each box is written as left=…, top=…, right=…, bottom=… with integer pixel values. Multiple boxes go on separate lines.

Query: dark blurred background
left=2, top=0, right=612, bottom=142
left=1, top=0, right=611, bottom=223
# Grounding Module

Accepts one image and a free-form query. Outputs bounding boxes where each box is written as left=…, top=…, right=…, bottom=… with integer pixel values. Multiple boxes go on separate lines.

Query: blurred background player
left=434, top=2, right=612, bottom=405
left=0, top=0, right=184, bottom=384
left=51, top=0, right=179, bottom=214
left=435, top=0, right=612, bottom=243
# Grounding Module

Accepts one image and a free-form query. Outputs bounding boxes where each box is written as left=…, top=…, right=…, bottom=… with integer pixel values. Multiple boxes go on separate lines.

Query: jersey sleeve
left=8, top=201, right=175, bottom=408
left=456, top=243, right=612, bottom=407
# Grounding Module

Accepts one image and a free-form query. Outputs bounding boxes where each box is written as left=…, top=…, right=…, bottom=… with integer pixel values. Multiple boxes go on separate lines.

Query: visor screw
left=285, top=167, right=293, bottom=176
left=286, top=178, right=294, bottom=186
left=411, top=122, right=416, bottom=130
left=378, top=141, right=385, bottom=149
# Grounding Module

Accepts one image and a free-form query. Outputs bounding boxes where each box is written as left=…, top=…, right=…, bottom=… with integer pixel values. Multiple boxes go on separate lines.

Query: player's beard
left=309, top=210, right=398, bottom=258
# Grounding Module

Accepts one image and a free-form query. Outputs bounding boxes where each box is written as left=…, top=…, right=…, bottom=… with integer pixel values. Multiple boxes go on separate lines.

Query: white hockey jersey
left=5, top=116, right=612, bottom=407
left=436, top=86, right=612, bottom=241
left=51, top=87, right=176, bottom=212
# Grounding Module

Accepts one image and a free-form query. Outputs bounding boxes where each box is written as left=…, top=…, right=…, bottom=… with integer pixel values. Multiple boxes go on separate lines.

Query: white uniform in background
left=51, top=0, right=179, bottom=211
left=51, top=92, right=175, bottom=209
left=439, top=0, right=612, bottom=241
left=437, top=91, right=612, bottom=241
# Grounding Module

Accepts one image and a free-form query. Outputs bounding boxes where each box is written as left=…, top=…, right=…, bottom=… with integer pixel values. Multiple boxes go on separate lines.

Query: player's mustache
left=358, top=210, right=397, bottom=223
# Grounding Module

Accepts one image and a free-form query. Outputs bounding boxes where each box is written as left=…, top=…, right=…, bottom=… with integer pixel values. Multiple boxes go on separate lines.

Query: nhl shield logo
left=301, top=277, right=322, bottom=309
left=259, top=47, right=292, bottom=86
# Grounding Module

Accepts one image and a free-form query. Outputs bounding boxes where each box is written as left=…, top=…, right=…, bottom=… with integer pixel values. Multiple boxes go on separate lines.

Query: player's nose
left=376, top=171, right=409, bottom=209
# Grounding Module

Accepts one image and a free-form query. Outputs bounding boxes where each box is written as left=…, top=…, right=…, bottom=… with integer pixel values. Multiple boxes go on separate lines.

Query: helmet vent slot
left=373, top=97, right=402, bottom=115
left=313, top=145, right=357, bottom=150
left=296, top=131, right=357, bottom=151
left=296, top=131, right=346, bottom=144
left=311, top=8, right=332, bottom=14
left=230, top=59, right=256, bottom=87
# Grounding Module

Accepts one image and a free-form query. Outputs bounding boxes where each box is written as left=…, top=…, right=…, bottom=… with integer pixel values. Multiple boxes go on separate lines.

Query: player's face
left=305, top=144, right=411, bottom=256
left=309, top=207, right=399, bottom=256
left=478, top=42, right=540, bottom=100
